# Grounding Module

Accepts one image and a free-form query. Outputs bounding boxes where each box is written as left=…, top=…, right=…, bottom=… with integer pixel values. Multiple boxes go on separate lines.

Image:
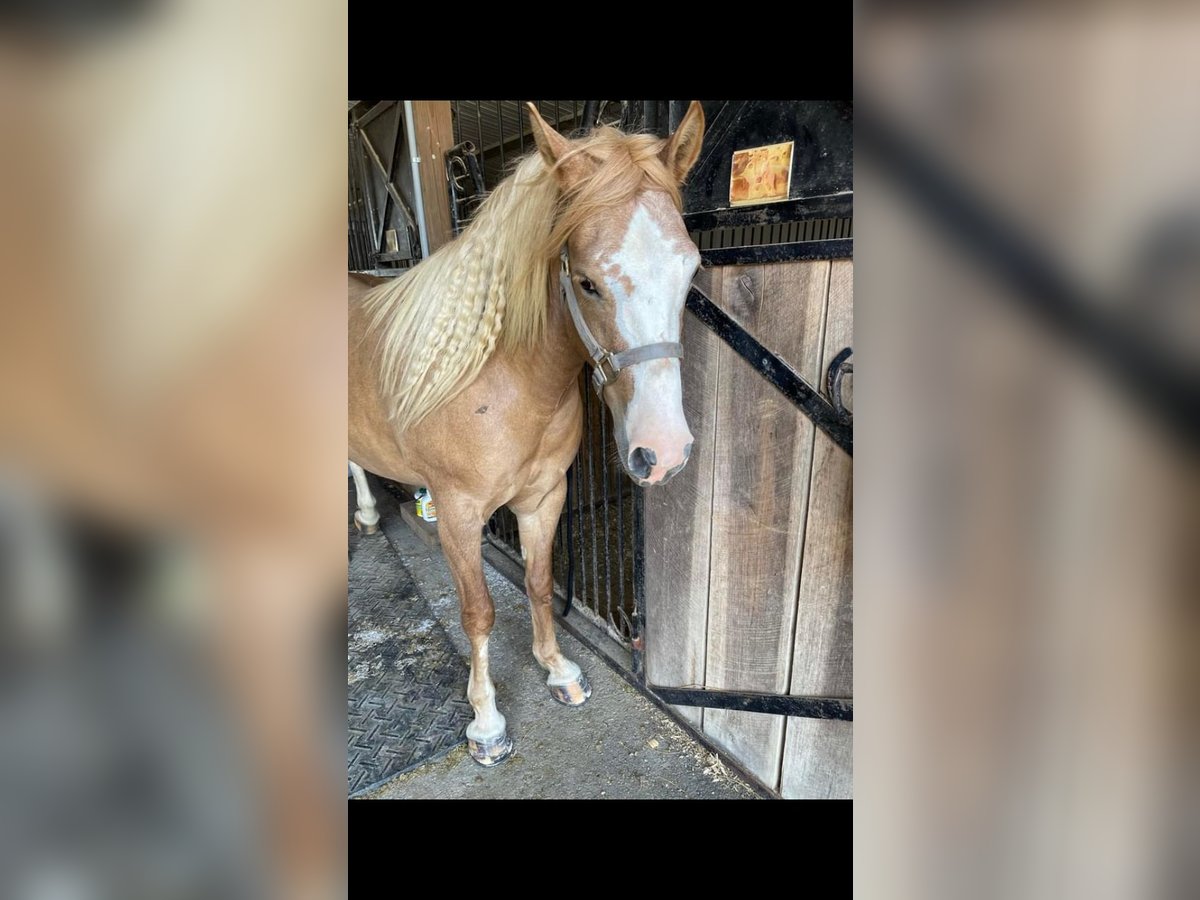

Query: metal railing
left=484, top=369, right=640, bottom=651
left=348, top=102, right=421, bottom=274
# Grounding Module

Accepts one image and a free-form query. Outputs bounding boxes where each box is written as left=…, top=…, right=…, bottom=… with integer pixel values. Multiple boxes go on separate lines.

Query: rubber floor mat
left=347, top=482, right=473, bottom=797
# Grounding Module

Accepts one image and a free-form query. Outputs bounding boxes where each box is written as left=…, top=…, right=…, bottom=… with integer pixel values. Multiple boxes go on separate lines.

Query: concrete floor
left=359, top=488, right=757, bottom=800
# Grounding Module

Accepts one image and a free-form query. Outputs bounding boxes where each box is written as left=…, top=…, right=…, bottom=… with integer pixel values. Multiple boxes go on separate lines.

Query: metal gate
left=348, top=101, right=423, bottom=275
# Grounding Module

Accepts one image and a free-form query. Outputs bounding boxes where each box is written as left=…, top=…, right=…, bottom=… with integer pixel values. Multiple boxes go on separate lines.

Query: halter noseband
left=559, top=248, right=685, bottom=396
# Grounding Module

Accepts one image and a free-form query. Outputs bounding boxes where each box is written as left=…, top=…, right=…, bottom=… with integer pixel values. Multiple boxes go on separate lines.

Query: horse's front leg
left=435, top=494, right=512, bottom=766
left=513, top=477, right=591, bottom=706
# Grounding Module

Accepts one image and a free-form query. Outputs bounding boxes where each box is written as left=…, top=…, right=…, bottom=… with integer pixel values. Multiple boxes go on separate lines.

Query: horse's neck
left=498, top=284, right=587, bottom=412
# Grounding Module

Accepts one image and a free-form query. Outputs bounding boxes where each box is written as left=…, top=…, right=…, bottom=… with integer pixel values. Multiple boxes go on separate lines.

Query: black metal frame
left=650, top=688, right=852, bottom=720
left=445, top=140, right=487, bottom=237
left=684, top=196, right=852, bottom=233
left=699, top=239, right=853, bottom=268
left=347, top=101, right=421, bottom=273
left=686, top=198, right=854, bottom=268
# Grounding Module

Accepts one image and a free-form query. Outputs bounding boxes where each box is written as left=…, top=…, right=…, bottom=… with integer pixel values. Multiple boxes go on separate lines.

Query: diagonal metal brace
left=685, top=284, right=854, bottom=456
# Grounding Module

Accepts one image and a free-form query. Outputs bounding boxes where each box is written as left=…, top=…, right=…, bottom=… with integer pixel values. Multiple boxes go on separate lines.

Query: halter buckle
left=592, top=353, right=618, bottom=391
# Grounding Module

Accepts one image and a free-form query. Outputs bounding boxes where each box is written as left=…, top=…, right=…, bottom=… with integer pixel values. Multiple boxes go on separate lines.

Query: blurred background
left=857, top=4, right=1198, bottom=899
left=0, top=1, right=345, bottom=897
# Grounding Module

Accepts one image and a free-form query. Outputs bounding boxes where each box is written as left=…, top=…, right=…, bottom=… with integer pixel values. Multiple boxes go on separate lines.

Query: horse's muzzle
left=626, top=442, right=692, bottom=487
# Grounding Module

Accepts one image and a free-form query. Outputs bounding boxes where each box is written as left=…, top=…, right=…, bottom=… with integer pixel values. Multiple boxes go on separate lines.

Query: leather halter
left=558, top=249, right=685, bottom=396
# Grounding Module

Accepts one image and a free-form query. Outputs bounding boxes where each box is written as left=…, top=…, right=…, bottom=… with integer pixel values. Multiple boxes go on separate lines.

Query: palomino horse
left=349, top=102, right=705, bottom=765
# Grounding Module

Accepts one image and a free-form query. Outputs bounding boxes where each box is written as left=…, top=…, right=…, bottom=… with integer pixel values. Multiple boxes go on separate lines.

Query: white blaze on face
left=602, top=194, right=699, bottom=483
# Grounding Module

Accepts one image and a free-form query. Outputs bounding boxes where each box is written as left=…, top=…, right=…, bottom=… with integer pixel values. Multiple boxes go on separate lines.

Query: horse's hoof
left=467, top=730, right=513, bottom=767
left=549, top=671, right=592, bottom=707
left=354, top=511, right=380, bottom=535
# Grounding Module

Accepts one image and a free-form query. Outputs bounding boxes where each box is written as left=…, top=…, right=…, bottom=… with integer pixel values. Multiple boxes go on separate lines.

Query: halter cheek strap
left=559, top=249, right=685, bottom=396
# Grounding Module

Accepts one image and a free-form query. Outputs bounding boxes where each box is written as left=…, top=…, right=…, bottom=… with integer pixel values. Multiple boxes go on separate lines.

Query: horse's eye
left=579, top=278, right=599, bottom=296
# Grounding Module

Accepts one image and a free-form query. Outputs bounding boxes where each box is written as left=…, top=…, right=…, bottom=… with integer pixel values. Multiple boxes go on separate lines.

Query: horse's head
left=527, top=102, right=705, bottom=487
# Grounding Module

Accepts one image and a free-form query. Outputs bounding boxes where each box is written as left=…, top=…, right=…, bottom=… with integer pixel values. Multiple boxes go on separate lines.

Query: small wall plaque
left=729, top=141, right=794, bottom=206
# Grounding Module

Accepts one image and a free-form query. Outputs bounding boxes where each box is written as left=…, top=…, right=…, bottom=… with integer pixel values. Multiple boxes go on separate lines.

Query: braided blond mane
left=361, top=125, right=681, bottom=433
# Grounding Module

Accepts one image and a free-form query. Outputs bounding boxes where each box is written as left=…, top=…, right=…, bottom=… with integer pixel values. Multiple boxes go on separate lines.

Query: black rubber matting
left=347, top=482, right=473, bottom=797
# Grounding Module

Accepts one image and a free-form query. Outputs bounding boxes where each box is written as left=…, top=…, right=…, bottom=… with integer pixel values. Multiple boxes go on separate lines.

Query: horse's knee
left=525, top=564, right=554, bottom=605
left=460, top=601, right=495, bottom=636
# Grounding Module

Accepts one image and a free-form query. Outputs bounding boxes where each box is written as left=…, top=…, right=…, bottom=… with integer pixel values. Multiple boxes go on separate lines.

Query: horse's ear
left=661, top=101, right=705, bottom=184
left=527, top=102, right=585, bottom=184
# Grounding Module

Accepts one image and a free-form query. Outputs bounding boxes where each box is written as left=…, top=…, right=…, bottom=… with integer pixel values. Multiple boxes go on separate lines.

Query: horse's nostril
left=628, top=446, right=655, bottom=479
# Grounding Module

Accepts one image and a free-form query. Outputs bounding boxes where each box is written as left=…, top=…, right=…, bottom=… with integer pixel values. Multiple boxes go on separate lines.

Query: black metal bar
left=494, top=102, right=505, bottom=172
left=465, top=151, right=485, bottom=197
left=684, top=196, right=853, bottom=233
left=686, top=285, right=854, bottom=455
left=352, top=128, right=379, bottom=261
left=446, top=149, right=461, bottom=238
left=563, top=463, right=574, bottom=617
left=615, top=435, right=625, bottom=627
left=585, top=385, right=600, bottom=621
left=600, top=393, right=612, bottom=629
left=474, top=101, right=484, bottom=173
left=631, top=485, right=646, bottom=682
left=347, top=130, right=359, bottom=266
left=348, top=175, right=360, bottom=266
left=578, top=384, right=588, bottom=610
left=700, top=239, right=852, bottom=267
left=348, top=129, right=373, bottom=270
left=574, top=380, right=583, bottom=616
left=581, top=100, right=598, bottom=131
left=355, top=100, right=392, bottom=129
left=668, top=100, right=687, bottom=134
left=354, top=176, right=373, bottom=268
left=649, top=686, right=853, bottom=720
left=372, top=102, right=405, bottom=254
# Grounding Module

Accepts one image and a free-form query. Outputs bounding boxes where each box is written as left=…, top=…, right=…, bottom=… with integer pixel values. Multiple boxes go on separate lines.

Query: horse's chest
left=500, top=394, right=579, bottom=497
left=521, top=402, right=580, bottom=479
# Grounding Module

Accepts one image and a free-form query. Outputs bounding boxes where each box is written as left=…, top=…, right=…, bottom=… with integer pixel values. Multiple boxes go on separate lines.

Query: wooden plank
left=398, top=502, right=441, bottom=551
left=708, top=255, right=825, bottom=374
left=789, top=258, right=853, bottom=696
left=781, top=258, right=853, bottom=798
left=702, top=259, right=831, bottom=787
left=644, top=268, right=723, bottom=728
left=411, top=101, right=455, bottom=253
left=389, top=482, right=442, bottom=550
left=780, top=719, right=853, bottom=799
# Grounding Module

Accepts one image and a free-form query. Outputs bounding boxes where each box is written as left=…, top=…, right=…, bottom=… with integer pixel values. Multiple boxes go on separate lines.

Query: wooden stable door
left=644, top=258, right=852, bottom=798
